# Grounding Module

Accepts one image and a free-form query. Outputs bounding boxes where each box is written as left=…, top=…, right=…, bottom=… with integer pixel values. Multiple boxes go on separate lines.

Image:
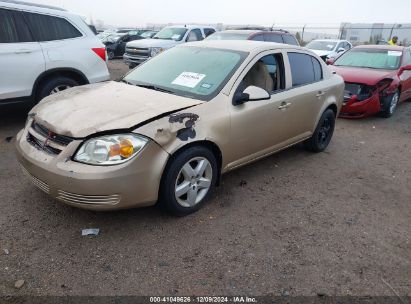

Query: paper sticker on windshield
left=388, top=51, right=402, bottom=57
left=201, top=83, right=213, bottom=89
left=171, top=34, right=181, bottom=40
left=172, top=72, right=206, bottom=88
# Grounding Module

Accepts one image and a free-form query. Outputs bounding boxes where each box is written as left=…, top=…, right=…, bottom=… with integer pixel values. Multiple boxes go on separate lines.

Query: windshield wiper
left=120, top=79, right=133, bottom=85
left=136, top=84, right=176, bottom=94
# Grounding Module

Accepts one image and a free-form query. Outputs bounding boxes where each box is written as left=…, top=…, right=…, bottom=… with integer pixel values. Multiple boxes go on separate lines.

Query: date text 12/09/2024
left=150, top=296, right=257, bottom=303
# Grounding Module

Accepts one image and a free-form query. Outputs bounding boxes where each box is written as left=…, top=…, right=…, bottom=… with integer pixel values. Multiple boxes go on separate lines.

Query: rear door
left=400, top=48, right=411, bottom=100
left=0, top=8, right=44, bottom=100
left=283, top=52, right=328, bottom=137
left=22, top=11, right=85, bottom=73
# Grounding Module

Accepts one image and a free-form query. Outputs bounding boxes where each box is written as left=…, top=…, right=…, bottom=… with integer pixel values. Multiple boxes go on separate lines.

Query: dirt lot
left=0, top=60, right=410, bottom=297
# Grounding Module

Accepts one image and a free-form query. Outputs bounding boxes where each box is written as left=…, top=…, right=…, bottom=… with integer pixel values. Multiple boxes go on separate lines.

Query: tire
left=159, top=146, right=218, bottom=217
left=108, top=51, right=115, bottom=60
left=380, top=89, right=400, bottom=118
left=37, top=76, right=78, bottom=102
left=304, top=109, right=336, bottom=152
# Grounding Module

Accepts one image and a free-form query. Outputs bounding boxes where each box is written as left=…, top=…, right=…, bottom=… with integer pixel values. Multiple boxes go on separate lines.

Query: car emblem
left=43, top=131, right=54, bottom=148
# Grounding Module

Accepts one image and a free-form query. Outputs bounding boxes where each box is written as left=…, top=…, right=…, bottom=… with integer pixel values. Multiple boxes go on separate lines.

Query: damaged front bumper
left=339, top=93, right=382, bottom=119
left=15, top=125, right=170, bottom=211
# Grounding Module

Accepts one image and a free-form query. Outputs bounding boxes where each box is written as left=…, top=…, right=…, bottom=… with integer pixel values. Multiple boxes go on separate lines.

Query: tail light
left=92, top=47, right=107, bottom=62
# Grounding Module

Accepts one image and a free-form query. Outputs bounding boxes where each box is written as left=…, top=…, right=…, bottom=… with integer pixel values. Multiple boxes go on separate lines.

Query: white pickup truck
left=123, top=25, right=216, bottom=68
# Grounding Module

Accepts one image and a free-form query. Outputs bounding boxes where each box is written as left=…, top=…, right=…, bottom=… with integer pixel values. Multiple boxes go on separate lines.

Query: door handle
left=278, top=102, right=292, bottom=110
left=15, top=49, right=32, bottom=54
left=316, top=91, right=326, bottom=97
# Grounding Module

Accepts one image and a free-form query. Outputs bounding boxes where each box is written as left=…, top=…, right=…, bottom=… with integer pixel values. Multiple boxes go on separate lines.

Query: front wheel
left=108, top=51, right=115, bottom=60
left=381, top=90, right=399, bottom=118
left=160, top=146, right=218, bottom=216
left=304, top=109, right=336, bottom=152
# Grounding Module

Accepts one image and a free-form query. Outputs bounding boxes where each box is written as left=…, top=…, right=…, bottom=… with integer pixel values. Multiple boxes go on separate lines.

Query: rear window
left=264, top=33, right=283, bottom=43
left=282, top=35, right=299, bottom=46
left=288, top=52, right=323, bottom=86
left=23, top=12, right=82, bottom=41
left=0, top=8, right=33, bottom=43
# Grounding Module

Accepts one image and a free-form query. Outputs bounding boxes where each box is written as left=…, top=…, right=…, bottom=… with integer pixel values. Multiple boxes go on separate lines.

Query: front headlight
left=150, top=47, right=164, bottom=57
left=74, top=134, right=148, bottom=165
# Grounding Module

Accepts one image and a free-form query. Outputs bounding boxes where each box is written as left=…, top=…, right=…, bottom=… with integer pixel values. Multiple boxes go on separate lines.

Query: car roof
left=183, top=40, right=297, bottom=53
left=0, top=0, right=65, bottom=11
left=219, top=30, right=291, bottom=35
left=165, top=25, right=215, bottom=30
left=354, top=45, right=406, bottom=51
left=311, top=39, right=347, bottom=43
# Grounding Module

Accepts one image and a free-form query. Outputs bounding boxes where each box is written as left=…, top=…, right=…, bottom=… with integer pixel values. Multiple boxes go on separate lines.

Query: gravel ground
left=0, top=60, right=410, bottom=297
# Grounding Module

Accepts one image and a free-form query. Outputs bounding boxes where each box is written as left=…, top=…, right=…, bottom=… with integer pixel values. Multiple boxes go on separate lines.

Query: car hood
left=330, top=66, right=396, bottom=85
left=30, top=82, right=203, bottom=138
left=126, top=38, right=179, bottom=49
left=311, top=50, right=334, bottom=57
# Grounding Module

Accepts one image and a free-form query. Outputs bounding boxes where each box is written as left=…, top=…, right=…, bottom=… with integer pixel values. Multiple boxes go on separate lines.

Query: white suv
left=123, top=25, right=216, bottom=68
left=0, top=0, right=110, bottom=104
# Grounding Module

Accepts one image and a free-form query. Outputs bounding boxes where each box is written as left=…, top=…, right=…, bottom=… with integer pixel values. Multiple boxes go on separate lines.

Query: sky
left=29, top=0, right=411, bottom=28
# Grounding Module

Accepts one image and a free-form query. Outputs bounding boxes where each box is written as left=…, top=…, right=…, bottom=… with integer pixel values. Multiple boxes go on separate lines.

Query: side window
left=186, top=29, right=203, bottom=42
left=288, top=52, right=322, bottom=87
left=282, top=35, right=299, bottom=46
left=251, top=34, right=265, bottom=42
left=336, top=42, right=344, bottom=50
left=240, top=53, right=285, bottom=93
left=311, top=57, right=323, bottom=81
left=203, top=28, right=216, bottom=37
left=0, top=9, right=32, bottom=43
left=265, top=34, right=283, bottom=43
left=403, top=50, right=411, bottom=65
left=23, top=12, right=82, bottom=41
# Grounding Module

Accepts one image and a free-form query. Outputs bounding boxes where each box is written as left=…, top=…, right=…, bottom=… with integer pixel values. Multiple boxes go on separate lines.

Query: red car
left=329, top=45, right=411, bottom=118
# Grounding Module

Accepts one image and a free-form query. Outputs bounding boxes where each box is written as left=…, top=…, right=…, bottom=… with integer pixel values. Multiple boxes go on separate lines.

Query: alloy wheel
left=174, top=157, right=213, bottom=208
left=318, top=117, right=332, bottom=146
left=389, top=92, right=399, bottom=115
left=50, top=85, right=71, bottom=95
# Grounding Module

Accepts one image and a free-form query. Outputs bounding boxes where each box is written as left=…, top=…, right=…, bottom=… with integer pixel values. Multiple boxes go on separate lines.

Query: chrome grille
left=57, top=190, right=121, bottom=206
left=21, top=166, right=50, bottom=194
left=26, top=122, right=73, bottom=155
left=125, top=47, right=150, bottom=58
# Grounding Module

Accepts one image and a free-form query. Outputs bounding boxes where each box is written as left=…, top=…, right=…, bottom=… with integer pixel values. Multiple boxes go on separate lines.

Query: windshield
left=124, top=47, right=247, bottom=101
left=154, top=28, right=187, bottom=41
left=206, top=32, right=249, bottom=41
left=334, top=48, right=402, bottom=70
left=102, top=35, right=121, bottom=43
left=140, top=31, right=155, bottom=38
left=306, top=41, right=337, bottom=51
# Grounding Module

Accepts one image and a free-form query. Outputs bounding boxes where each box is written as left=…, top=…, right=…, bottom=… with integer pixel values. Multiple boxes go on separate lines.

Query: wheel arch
left=161, top=140, right=223, bottom=187
left=32, top=68, right=89, bottom=101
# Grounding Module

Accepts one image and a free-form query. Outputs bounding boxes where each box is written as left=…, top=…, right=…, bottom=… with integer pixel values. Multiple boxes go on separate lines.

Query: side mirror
left=337, top=47, right=346, bottom=53
left=399, top=64, right=411, bottom=74
left=233, top=86, right=270, bottom=106
left=326, top=58, right=335, bottom=65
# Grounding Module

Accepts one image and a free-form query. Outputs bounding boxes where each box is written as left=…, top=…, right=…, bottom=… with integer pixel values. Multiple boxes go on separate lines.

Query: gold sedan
left=16, top=40, right=344, bottom=216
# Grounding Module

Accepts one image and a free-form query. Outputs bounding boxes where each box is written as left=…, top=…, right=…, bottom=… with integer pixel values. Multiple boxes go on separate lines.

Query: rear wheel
left=37, top=76, right=78, bottom=102
left=381, top=89, right=399, bottom=118
left=160, top=146, right=218, bottom=216
left=304, top=109, right=336, bottom=152
left=108, top=51, right=115, bottom=60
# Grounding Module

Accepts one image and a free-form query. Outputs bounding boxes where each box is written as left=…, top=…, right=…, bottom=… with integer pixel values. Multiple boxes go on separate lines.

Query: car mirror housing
left=399, top=64, right=411, bottom=74
left=326, top=58, right=335, bottom=65
left=233, top=86, right=270, bottom=106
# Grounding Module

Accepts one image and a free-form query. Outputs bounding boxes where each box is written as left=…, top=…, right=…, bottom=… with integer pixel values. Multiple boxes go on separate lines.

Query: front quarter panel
left=134, top=94, right=231, bottom=167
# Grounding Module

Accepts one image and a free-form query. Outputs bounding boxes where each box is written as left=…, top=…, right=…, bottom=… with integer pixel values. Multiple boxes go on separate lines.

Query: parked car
left=123, top=25, right=216, bottom=68
left=305, top=39, right=352, bottom=61
left=0, top=0, right=110, bottom=104
left=206, top=30, right=300, bottom=46
left=329, top=45, right=411, bottom=118
left=104, top=30, right=158, bottom=60
left=16, top=40, right=344, bottom=216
